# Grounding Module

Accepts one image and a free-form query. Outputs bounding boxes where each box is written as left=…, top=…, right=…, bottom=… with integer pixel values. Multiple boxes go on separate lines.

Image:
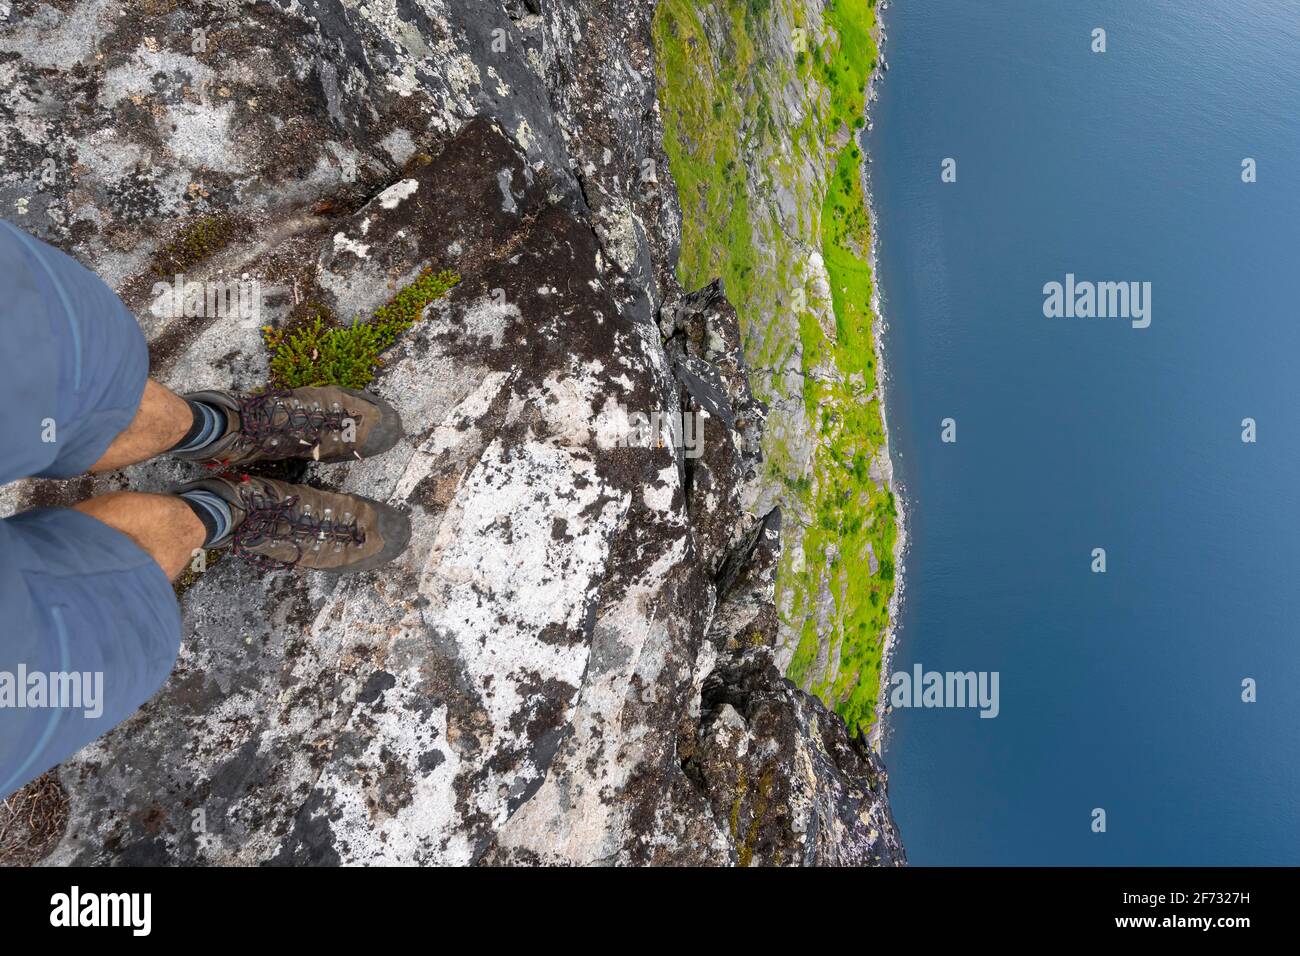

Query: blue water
left=868, top=0, right=1300, bottom=865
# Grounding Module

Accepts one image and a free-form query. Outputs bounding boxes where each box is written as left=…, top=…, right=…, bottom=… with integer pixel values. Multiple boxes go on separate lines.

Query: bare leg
left=90, top=379, right=192, bottom=473
left=72, top=492, right=206, bottom=581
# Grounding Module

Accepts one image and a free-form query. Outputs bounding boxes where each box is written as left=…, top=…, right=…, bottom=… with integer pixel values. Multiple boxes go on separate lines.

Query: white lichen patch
left=379, top=128, right=417, bottom=165
left=377, top=178, right=420, bottom=209
left=497, top=168, right=518, bottom=213
left=332, top=231, right=371, bottom=259
left=642, top=463, right=680, bottom=513
left=416, top=436, right=629, bottom=841
left=166, top=102, right=244, bottom=174
left=0, top=0, right=110, bottom=68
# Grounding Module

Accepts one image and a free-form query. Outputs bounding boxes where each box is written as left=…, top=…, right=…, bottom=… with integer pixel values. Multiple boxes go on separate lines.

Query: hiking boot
left=179, top=475, right=411, bottom=573
left=174, top=387, right=404, bottom=466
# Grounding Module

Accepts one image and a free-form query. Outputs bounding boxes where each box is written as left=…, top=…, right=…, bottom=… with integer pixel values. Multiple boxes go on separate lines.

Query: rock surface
left=0, top=0, right=903, bottom=865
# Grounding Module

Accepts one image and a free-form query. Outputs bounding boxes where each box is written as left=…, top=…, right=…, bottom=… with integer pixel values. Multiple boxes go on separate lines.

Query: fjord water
left=868, top=0, right=1300, bottom=864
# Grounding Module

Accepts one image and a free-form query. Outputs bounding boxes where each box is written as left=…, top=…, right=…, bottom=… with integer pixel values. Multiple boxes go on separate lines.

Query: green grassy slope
left=654, top=0, right=895, bottom=735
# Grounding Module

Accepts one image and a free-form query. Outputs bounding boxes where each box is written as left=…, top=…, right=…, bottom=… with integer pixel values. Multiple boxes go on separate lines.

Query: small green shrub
left=263, top=268, right=459, bottom=389
left=371, top=268, right=461, bottom=333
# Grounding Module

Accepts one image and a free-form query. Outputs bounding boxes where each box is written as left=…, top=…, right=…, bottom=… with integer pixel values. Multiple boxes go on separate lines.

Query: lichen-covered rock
left=0, top=0, right=902, bottom=865
left=663, top=279, right=766, bottom=577
left=688, top=647, right=905, bottom=866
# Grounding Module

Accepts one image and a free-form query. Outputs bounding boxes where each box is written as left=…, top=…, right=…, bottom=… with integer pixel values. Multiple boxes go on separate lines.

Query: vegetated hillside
left=654, top=0, right=898, bottom=736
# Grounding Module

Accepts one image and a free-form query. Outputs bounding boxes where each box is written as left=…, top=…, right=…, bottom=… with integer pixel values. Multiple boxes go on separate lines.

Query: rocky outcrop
left=0, top=0, right=902, bottom=865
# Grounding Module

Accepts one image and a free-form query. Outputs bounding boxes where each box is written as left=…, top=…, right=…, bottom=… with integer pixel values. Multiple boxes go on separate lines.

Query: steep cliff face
left=0, top=0, right=902, bottom=865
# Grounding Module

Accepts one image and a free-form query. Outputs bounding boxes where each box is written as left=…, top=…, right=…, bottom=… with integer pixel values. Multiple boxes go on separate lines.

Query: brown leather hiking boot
left=173, top=387, right=404, bottom=466
left=179, top=475, right=411, bottom=573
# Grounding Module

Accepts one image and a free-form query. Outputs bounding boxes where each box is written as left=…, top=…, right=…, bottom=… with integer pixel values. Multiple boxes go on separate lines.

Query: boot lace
left=230, top=486, right=366, bottom=570
left=235, top=390, right=355, bottom=457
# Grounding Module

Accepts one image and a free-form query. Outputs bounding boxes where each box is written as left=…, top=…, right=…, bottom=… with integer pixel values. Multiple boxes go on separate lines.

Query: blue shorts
left=0, top=220, right=181, bottom=799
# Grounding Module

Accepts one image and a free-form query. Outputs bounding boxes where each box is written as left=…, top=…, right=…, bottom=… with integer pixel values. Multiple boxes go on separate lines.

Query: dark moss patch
left=150, top=213, right=243, bottom=277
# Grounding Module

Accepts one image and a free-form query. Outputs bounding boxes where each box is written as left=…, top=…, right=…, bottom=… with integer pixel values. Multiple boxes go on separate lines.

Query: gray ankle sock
left=171, top=400, right=226, bottom=454
left=179, top=489, right=234, bottom=546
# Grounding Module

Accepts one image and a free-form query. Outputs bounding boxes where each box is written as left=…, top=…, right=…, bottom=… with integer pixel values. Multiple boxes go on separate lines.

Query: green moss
left=173, top=549, right=223, bottom=598
left=655, top=0, right=894, bottom=735
left=262, top=268, right=459, bottom=389
left=371, top=268, right=461, bottom=331
left=738, top=765, right=776, bottom=867
left=729, top=767, right=747, bottom=849
left=152, top=214, right=242, bottom=276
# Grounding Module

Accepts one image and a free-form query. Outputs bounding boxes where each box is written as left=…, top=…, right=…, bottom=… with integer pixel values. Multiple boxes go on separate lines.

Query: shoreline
left=862, top=0, right=909, bottom=754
